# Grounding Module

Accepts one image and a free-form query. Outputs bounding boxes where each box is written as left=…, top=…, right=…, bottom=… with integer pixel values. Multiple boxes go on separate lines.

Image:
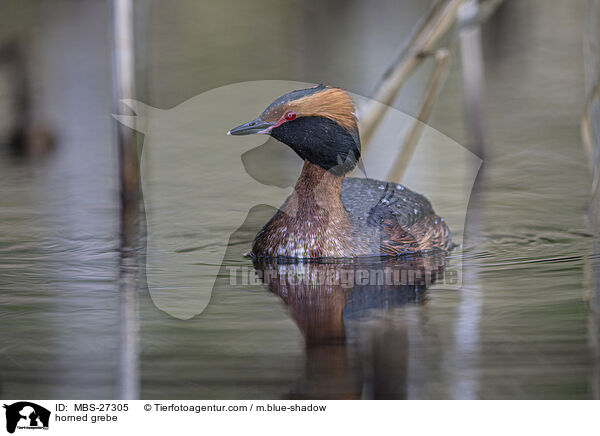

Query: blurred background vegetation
left=1, top=0, right=598, bottom=399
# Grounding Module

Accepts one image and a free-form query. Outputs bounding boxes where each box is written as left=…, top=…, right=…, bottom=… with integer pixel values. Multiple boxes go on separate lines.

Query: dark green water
left=0, top=0, right=597, bottom=399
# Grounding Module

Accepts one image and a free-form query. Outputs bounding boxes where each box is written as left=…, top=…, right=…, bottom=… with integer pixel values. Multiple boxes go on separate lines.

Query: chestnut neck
left=289, top=161, right=345, bottom=209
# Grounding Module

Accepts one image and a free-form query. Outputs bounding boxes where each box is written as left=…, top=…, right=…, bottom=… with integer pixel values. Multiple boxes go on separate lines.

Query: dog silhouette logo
left=3, top=402, right=50, bottom=434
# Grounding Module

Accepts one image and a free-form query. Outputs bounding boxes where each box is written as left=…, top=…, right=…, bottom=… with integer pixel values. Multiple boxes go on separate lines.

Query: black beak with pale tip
left=228, top=118, right=276, bottom=136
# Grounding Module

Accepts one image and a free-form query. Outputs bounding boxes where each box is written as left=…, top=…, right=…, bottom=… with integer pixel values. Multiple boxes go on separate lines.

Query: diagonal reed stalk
left=360, top=0, right=504, bottom=181
left=358, top=0, right=466, bottom=147
left=387, top=49, right=452, bottom=182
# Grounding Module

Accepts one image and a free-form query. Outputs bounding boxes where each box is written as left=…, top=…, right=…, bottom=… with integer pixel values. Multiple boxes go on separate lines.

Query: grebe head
left=228, top=84, right=360, bottom=175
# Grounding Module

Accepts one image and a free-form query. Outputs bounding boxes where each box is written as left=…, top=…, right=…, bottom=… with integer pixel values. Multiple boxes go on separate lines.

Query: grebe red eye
left=284, top=111, right=296, bottom=121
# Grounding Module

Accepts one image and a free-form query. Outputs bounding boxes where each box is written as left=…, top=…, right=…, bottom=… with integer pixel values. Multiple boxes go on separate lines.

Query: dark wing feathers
left=341, top=178, right=450, bottom=254
left=342, top=178, right=434, bottom=228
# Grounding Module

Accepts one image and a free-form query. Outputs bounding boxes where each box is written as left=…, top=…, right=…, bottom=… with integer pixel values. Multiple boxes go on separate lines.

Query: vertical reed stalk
left=583, top=0, right=600, bottom=400
left=111, top=0, right=140, bottom=401
left=458, top=0, right=487, bottom=160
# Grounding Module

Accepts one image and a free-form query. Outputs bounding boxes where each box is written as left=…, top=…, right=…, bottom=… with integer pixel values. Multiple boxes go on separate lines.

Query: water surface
left=0, top=0, right=596, bottom=399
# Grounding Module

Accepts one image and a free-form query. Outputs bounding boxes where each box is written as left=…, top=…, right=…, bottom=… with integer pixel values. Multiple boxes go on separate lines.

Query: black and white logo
left=3, top=402, right=50, bottom=434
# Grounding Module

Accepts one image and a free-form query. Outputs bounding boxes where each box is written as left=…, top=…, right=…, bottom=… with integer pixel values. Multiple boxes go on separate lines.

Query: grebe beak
left=227, top=118, right=276, bottom=136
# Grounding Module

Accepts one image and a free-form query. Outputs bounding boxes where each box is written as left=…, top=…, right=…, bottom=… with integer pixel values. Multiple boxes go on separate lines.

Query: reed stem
left=387, top=49, right=452, bottom=182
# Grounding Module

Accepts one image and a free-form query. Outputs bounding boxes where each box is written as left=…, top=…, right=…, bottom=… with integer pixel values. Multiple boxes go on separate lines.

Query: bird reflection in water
left=252, top=253, right=448, bottom=399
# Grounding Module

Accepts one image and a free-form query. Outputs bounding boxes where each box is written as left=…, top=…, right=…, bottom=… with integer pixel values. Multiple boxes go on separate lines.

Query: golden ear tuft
left=290, top=87, right=357, bottom=132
